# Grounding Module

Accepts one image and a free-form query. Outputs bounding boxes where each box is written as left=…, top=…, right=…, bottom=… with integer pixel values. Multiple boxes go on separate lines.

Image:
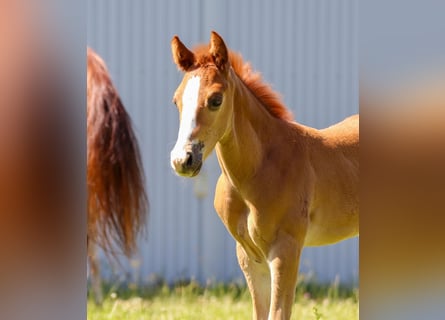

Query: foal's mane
left=192, top=45, right=294, bottom=121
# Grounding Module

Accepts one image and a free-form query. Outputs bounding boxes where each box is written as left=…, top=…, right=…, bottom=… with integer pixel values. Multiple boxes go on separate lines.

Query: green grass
left=87, top=279, right=358, bottom=320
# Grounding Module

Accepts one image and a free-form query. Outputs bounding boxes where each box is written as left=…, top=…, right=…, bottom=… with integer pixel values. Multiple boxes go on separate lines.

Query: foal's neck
left=216, top=71, right=288, bottom=186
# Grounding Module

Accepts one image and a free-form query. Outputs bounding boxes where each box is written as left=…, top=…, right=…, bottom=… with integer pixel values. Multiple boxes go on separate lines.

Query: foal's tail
left=87, top=48, right=148, bottom=257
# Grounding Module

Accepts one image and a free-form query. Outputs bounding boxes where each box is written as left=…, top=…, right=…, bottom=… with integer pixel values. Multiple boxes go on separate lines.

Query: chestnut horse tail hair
left=87, top=48, right=148, bottom=257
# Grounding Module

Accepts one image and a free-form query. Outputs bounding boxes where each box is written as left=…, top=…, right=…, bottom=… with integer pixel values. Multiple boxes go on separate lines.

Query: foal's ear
left=209, top=31, right=229, bottom=70
left=171, top=35, right=195, bottom=71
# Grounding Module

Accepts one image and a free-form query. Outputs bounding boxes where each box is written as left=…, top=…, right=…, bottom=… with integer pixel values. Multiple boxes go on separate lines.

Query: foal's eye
left=208, top=94, right=223, bottom=110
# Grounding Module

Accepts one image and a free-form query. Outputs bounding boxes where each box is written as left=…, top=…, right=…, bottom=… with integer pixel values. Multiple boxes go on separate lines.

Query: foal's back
left=320, top=114, right=359, bottom=151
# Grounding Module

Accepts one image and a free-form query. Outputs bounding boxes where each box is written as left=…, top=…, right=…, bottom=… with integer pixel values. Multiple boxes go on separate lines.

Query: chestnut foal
left=170, top=32, right=358, bottom=320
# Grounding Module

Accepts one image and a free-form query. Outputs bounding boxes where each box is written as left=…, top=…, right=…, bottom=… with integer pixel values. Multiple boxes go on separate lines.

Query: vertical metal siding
left=87, top=0, right=358, bottom=285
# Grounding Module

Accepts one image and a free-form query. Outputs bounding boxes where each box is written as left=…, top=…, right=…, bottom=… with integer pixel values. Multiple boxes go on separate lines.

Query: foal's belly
left=303, top=206, right=359, bottom=247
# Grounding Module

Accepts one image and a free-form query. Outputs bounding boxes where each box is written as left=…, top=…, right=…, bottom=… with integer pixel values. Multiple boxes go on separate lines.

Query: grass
left=87, top=278, right=358, bottom=320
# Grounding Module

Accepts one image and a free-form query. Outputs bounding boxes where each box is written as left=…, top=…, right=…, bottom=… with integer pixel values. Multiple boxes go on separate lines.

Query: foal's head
left=170, top=31, right=233, bottom=177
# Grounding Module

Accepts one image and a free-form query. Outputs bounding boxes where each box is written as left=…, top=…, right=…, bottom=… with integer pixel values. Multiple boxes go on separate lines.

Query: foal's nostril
left=185, top=152, right=193, bottom=167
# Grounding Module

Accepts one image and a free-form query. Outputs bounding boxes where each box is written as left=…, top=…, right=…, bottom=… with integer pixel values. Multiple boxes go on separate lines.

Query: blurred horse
left=170, top=32, right=358, bottom=320
left=87, top=48, right=148, bottom=304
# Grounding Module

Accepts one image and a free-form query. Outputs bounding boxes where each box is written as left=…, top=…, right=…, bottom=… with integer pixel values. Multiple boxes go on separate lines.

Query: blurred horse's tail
left=87, top=48, right=147, bottom=257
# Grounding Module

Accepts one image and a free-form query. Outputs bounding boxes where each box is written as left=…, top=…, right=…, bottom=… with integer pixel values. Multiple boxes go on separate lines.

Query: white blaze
left=170, top=76, right=201, bottom=167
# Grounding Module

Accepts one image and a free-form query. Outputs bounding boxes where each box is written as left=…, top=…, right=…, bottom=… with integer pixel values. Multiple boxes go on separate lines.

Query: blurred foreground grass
left=87, top=279, right=358, bottom=320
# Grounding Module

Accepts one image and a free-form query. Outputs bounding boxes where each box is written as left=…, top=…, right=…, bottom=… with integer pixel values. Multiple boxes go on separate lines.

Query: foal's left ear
left=209, top=31, right=229, bottom=70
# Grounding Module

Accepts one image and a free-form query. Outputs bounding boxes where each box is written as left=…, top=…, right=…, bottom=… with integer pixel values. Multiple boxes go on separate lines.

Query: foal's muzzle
left=170, top=143, right=203, bottom=177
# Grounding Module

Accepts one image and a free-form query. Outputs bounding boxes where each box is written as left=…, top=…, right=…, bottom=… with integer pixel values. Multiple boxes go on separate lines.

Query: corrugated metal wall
left=87, top=0, right=358, bottom=285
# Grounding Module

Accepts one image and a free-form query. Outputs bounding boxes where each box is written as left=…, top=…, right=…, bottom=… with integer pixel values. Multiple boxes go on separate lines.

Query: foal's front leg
left=215, top=175, right=271, bottom=318
left=267, top=231, right=303, bottom=320
left=236, top=243, right=271, bottom=320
